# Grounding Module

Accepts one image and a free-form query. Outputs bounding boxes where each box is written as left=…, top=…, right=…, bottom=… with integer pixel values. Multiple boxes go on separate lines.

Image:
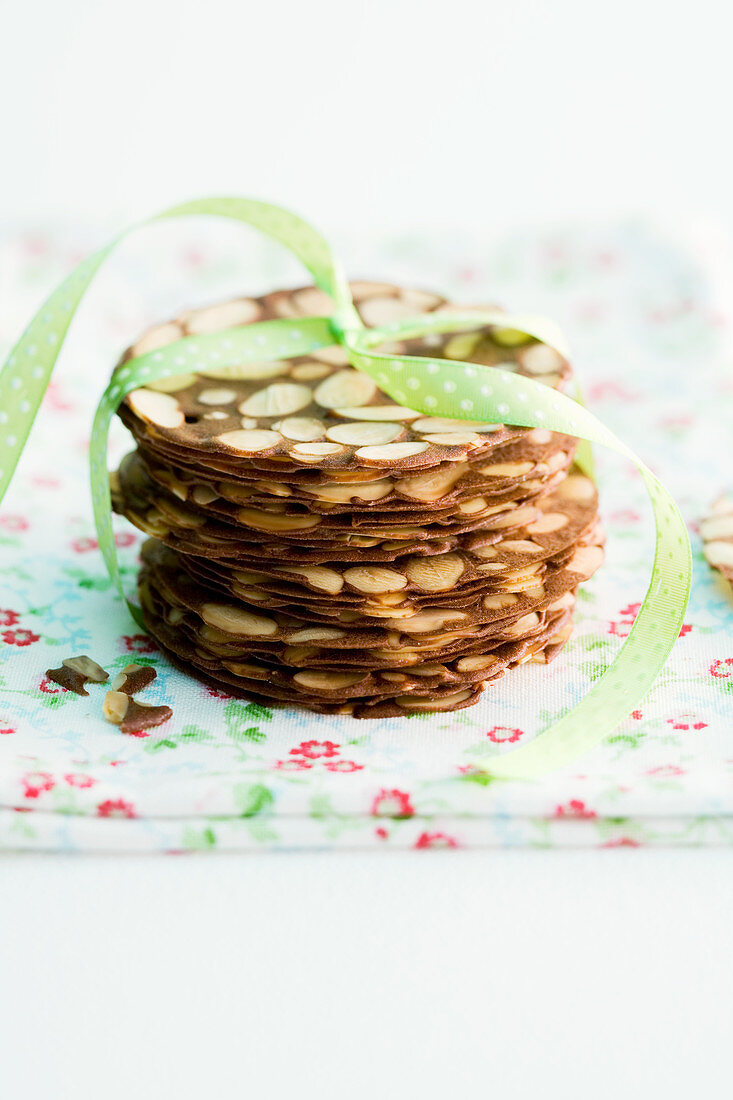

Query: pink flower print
left=122, top=634, right=157, bottom=654
left=0, top=514, right=29, bottom=533
left=678, top=624, right=693, bottom=638
left=554, top=799, right=596, bottom=820
left=0, top=725, right=15, bottom=735
left=486, top=726, right=524, bottom=744
left=71, top=536, right=98, bottom=553
left=710, top=658, right=733, bottom=679
left=290, top=740, right=340, bottom=760
left=22, top=772, right=55, bottom=799
left=114, top=532, right=137, bottom=549
left=371, top=789, right=414, bottom=818
left=609, top=509, right=641, bottom=525
left=324, top=760, right=364, bottom=773
left=646, top=765, right=686, bottom=778
left=205, top=686, right=232, bottom=700
left=272, top=758, right=313, bottom=772
left=64, top=773, right=97, bottom=788
left=2, top=628, right=40, bottom=647
left=602, top=838, right=640, bottom=848
left=608, top=603, right=640, bottom=639
left=414, top=832, right=459, bottom=850
left=630, top=710, right=643, bottom=720
left=375, top=827, right=389, bottom=840
left=665, top=715, right=707, bottom=731
left=0, top=609, right=19, bottom=627
left=44, top=380, right=73, bottom=412
left=97, top=798, right=136, bottom=819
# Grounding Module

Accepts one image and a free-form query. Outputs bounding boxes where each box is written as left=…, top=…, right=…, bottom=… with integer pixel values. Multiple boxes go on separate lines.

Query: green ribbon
left=0, top=197, right=692, bottom=779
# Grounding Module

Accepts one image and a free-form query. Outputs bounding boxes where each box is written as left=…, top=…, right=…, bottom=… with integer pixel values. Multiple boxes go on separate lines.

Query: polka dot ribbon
left=0, top=197, right=691, bottom=779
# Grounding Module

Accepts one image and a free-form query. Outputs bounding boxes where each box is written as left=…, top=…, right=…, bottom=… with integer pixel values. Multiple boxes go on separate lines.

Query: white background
left=2, top=1, right=733, bottom=1096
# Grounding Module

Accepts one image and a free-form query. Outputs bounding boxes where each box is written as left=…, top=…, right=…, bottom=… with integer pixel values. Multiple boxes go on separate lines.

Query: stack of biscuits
left=111, top=282, right=604, bottom=717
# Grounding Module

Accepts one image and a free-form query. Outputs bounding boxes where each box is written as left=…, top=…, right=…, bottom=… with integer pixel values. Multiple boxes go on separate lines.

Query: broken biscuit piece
left=46, top=655, right=109, bottom=696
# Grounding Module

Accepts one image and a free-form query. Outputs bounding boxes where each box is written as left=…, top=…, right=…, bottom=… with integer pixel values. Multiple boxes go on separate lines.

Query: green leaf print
left=233, top=783, right=274, bottom=817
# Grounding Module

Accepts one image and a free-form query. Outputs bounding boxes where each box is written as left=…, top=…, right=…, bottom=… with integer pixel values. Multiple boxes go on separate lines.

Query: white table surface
left=2, top=850, right=731, bottom=1099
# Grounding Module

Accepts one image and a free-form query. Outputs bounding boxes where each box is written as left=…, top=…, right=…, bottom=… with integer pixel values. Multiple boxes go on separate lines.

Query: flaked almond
left=443, top=333, right=481, bottom=360
left=388, top=609, right=467, bottom=633
left=239, top=382, right=312, bottom=418
left=343, top=566, right=408, bottom=593
left=273, top=416, right=325, bottom=441
left=704, top=542, right=733, bottom=568
left=314, top=369, right=377, bottom=409
left=130, top=322, right=183, bottom=357
left=203, top=362, right=289, bottom=381
left=62, top=655, right=109, bottom=682
left=421, top=432, right=480, bottom=446
left=183, top=298, right=261, bottom=334
left=526, top=512, right=568, bottom=534
left=155, top=498, right=205, bottom=529
left=200, top=603, right=278, bottom=636
left=204, top=411, right=229, bottom=420
left=325, top=422, right=402, bottom=447
left=198, top=387, right=237, bottom=405
left=237, top=509, right=321, bottom=531
left=566, top=545, right=604, bottom=578
left=216, top=429, right=282, bottom=453
left=358, top=295, right=423, bottom=327
left=395, top=463, right=467, bottom=502
left=290, top=442, right=345, bottom=460
left=492, top=326, right=531, bottom=347
left=459, top=497, right=488, bottom=515
left=503, top=612, right=542, bottom=637
left=287, top=627, right=346, bottom=643
left=232, top=569, right=270, bottom=584
left=111, top=663, right=156, bottom=695
left=333, top=404, right=420, bottom=421
left=482, top=593, right=519, bottom=610
left=290, top=363, right=331, bottom=381
left=308, top=479, right=393, bottom=503
left=102, top=690, right=129, bottom=724
left=128, top=389, right=184, bottom=429
left=700, top=514, right=733, bottom=541
left=520, top=344, right=562, bottom=374
left=349, top=280, right=395, bottom=300
left=404, top=554, right=464, bottom=592
left=479, top=461, right=534, bottom=477
left=455, top=654, right=498, bottom=672
left=293, top=286, right=334, bottom=315
left=292, top=671, right=363, bottom=692
left=148, top=373, right=197, bottom=393
left=500, top=540, right=543, bottom=554
left=396, top=689, right=473, bottom=710
left=274, top=565, right=344, bottom=594
left=309, top=345, right=350, bottom=366
left=558, top=475, right=595, bottom=502
left=355, top=441, right=430, bottom=463
left=222, top=661, right=269, bottom=679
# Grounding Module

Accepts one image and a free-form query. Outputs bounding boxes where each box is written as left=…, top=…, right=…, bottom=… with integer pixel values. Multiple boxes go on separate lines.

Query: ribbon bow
left=0, top=197, right=691, bottom=779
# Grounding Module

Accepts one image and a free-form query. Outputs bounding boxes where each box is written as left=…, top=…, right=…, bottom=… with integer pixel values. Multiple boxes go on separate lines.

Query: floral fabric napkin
left=0, top=216, right=732, bottom=851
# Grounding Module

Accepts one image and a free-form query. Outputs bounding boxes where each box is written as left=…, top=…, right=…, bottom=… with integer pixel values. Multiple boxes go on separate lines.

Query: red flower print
left=290, top=740, right=340, bottom=760
left=205, top=686, right=232, bottom=700
left=414, top=832, right=459, bottom=850
left=2, top=628, right=40, bottom=647
left=0, top=514, right=29, bottom=533
left=630, top=710, right=643, bottom=720
left=609, top=603, right=690, bottom=640
left=0, top=609, right=19, bottom=627
left=665, top=715, right=707, bottom=731
left=22, top=772, right=55, bottom=799
left=114, top=532, right=137, bottom=549
left=122, top=728, right=150, bottom=739
left=324, top=760, right=364, bottom=773
left=710, top=659, right=733, bottom=679
left=646, top=765, right=686, bottom=778
left=39, top=676, right=64, bottom=694
left=555, top=799, right=596, bottom=820
left=375, top=826, right=389, bottom=840
left=486, top=726, right=524, bottom=744
left=371, top=789, right=414, bottom=818
left=97, top=798, right=136, bottom=819
left=0, top=725, right=15, bottom=735
left=272, top=758, right=313, bottom=771
left=64, top=773, right=97, bottom=789
left=71, top=536, right=98, bottom=553
left=609, top=510, right=641, bottom=525
left=602, top=838, right=640, bottom=848
left=121, top=634, right=157, bottom=654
